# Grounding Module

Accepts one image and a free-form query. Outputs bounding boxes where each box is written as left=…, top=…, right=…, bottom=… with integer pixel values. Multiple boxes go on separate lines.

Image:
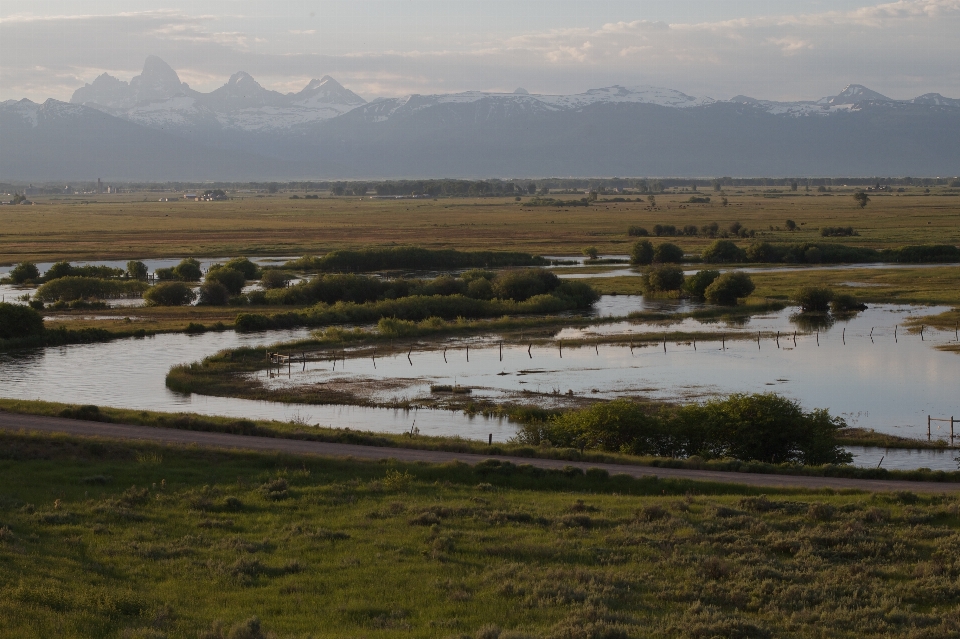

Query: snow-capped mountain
left=3, top=56, right=956, bottom=180
left=70, top=57, right=366, bottom=133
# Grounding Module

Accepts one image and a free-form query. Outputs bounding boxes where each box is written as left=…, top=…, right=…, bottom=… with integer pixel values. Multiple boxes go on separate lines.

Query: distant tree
left=172, top=258, right=202, bottom=282
left=630, top=240, right=655, bottom=265
left=205, top=267, right=246, bottom=296
left=729, top=221, right=743, bottom=235
left=652, top=243, right=684, bottom=264
left=527, top=183, right=537, bottom=195
left=647, top=195, right=656, bottom=207
left=582, top=246, right=600, bottom=260
left=197, top=282, right=231, bottom=306
left=331, top=183, right=346, bottom=196
left=643, top=265, right=685, bottom=293
left=713, top=180, right=722, bottom=192
left=701, top=240, right=746, bottom=264
left=721, top=197, right=728, bottom=207
left=796, top=286, right=834, bottom=312
left=9, top=262, right=40, bottom=284
left=538, top=187, right=550, bottom=196
left=704, top=272, right=755, bottom=305
left=352, top=183, right=368, bottom=196
left=126, top=261, right=148, bottom=281
left=144, top=282, right=196, bottom=306
left=853, top=192, right=870, bottom=208
left=785, top=219, right=797, bottom=231
left=700, top=221, right=720, bottom=238
left=267, top=183, right=279, bottom=194
left=791, top=182, right=799, bottom=191
left=683, top=270, right=721, bottom=299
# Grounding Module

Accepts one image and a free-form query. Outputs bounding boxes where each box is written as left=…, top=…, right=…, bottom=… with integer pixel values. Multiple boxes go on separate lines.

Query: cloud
left=1, top=1, right=959, bottom=102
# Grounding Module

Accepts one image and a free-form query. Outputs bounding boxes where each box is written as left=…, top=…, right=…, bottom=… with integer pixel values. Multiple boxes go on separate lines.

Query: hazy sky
left=2, top=0, right=958, bottom=103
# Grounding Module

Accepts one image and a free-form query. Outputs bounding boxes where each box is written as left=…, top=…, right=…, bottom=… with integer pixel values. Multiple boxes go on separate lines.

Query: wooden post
left=407, top=348, right=412, bottom=366
left=499, top=341, right=502, bottom=361
left=559, top=340, right=563, bottom=358
left=793, top=331, right=797, bottom=347
left=895, top=325, right=898, bottom=343
left=693, top=338, right=696, bottom=351
left=488, top=434, right=492, bottom=445
left=842, top=328, right=845, bottom=345
left=928, top=415, right=932, bottom=441
left=528, top=343, right=532, bottom=359
left=816, top=330, right=819, bottom=347
left=595, top=342, right=599, bottom=355
left=466, top=345, right=469, bottom=362
left=757, top=331, right=760, bottom=350
left=952, top=416, right=955, bottom=445
left=776, top=331, right=779, bottom=348
left=921, top=325, right=924, bottom=341
left=722, top=336, right=725, bottom=351
left=443, top=348, right=447, bottom=363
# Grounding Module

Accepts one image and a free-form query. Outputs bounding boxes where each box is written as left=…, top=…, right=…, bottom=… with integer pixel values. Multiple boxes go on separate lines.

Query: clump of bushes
left=820, top=226, right=858, bottom=237
left=0, top=302, right=44, bottom=340
left=631, top=241, right=684, bottom=266
left=627, top=226, right=649, bottom=237
left=145, top=282, right=196, bottom=306
left=704, top=272, right=755, bottom=305
left=205, top=267, right=246, bottom=296
left=682, top=270, right=721, bottom=299
left=197, top=282, right=231, bottom=306
left=43, top=261, right=124, bottom=282
left=34, top=277, right=148, bottom=302
left=795, top=286, right=834, bottom=313
left=285, top=247, right=547, bottom=272
left=630, top=240, right=654, bottom=265
left=516, top=393, right=852, bottom=465
left=156, top=258, right=202, bottom=282
left=642, top=265, right=684, bottom=294
left=7, top=262, right=41, bottom=284
left=701, top=240, right=746, bottom=263
left=260, top=270, right=294, bottom=289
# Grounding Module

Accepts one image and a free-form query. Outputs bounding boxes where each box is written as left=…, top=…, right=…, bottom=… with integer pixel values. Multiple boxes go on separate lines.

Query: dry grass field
left=2, top=188, right=958, bottom=263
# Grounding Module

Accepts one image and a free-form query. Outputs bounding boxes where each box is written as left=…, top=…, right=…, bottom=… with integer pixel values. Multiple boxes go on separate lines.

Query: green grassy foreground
left=2, top=430, right=960, bottom=638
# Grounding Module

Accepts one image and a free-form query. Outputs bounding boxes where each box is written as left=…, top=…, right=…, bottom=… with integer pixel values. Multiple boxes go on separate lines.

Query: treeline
left=285, top=247, right=547, bottom=272
left=515, top=393, right=852, bottom=466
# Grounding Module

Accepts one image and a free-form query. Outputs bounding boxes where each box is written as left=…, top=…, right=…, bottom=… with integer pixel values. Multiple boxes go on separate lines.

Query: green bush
left=286, top=247, right=547, bottom=272
left=206, top=267, right=246, bottom=296
left=491, top=269, right=560, bottom=302
left=0, top=302, right=44, bottom=340
left=518, top=393, right=851, bottom=465
left=652, top=243, right=684, bottom=264
left=683, top=270, right=721, bottom=299
left=34, top=277, right=148, bottom=302
left=259, top=270, right=293, bottom=289
left=745, top=242, right=779, bottom=263
left=704, top=272, right=755, bottom=305
left=197, top=282, right=231, bottom=306
left=642, top=265, right=684, bottom=293
left=881, top=245, right=960, bottom=263
left=701, top=240, right=746, bottom=263
left=9, top=262, right=40, bottom=284
left=222, top=257, right=261, bottom=280
left=630, top=240, right=654, bottom=265
left=795, top=286, right=834, bottom=312
left=627, top=226, right=649, bottom=237
left=126, top=261, right=148, bottom=280
left=466, top=278, right=493, bottom=300
left=830, top=293, right=867, bottom=314
left=145, top=282, right=196, bottom=306
left=44, top=261, right=124, bottom=282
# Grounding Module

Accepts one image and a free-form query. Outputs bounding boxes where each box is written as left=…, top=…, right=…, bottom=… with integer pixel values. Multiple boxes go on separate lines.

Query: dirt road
left=1, top=410, right=956, bottom=493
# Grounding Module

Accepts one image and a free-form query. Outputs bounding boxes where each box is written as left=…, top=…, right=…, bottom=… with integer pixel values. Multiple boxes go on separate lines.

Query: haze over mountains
left=2, top=56, right=958, bottom=181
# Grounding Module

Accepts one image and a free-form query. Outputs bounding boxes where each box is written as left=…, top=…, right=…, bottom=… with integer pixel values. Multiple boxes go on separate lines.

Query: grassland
left=2, top=428, right=960, bottom=638
left=2, top=188, right=959, bottom=263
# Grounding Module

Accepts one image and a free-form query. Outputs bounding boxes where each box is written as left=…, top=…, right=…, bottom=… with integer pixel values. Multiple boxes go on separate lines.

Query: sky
left=2, top=0, right=959, bottom=103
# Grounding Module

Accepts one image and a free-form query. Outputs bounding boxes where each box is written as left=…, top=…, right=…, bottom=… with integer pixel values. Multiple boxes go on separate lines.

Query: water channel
left=2, top=298, right=957, bottom=470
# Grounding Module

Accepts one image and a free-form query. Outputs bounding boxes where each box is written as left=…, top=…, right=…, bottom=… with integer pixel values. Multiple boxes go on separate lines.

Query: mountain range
left=2, top=56, right=958, bottom=181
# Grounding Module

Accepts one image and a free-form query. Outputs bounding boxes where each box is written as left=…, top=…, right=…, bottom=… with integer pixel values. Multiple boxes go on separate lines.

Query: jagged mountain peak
left=293, top=76, right=366, bottom=107
left=819, top=84, right=892, bottom=105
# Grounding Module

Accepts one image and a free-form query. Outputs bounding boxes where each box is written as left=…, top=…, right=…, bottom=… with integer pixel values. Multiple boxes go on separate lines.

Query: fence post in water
left=408, top=348, right=413, bottom=366
left=776, top=331, right=780, bottom=348
left=757, top=331, right=760, bottom=350
left=559, top=340, right=563, bottom=358
left=843, top=328, right=845, bottom=345
left=921, top=325, right=924, bottom=341
left=528, top=343, right=532, bottom=359
left=443, top=348, right=447, bottom=363
left=466, top=345, right=469, bottom=362
left=722, top=336, right=725, bottom=351
left=693, top=338, right=696, bottom=351
left=793, top=331, right=797, bottom=347
left=895, top=325, right=898, bottom=343
left=488, top=434, right=492, bottom=445
left=595, top=342, right=599, bottom=355
left=499, top=341, right=502, bottom=361
left=952, top=416, right=956, bottom=445
left=816, top=330, right=819, bottom=347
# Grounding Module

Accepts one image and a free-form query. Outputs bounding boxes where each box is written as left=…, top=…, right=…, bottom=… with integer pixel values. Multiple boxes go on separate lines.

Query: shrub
left=491, top=269, right=560, bottom=302
left=643, top=265, right=685, bottom=293
left=795, top=286, right=834, bottom=312
left=172, top=259, right=202, bottom=282
left=687, top=196, right=711, bottom=204
left=653, top=224, right=677, bottom=237
left=9, top=262, right=40, bottom=284
left=43, top=261, right=124, bottom=282
left=745, top=242, right=780, bottom=263
left=126, top=261, right=148, bottom=280
left=34, top=277, right=148, bottom=302
left=286, top=247, right=546, bottom=272
left=630, top=240, right=654, bottom=265
left=222, top=257, right=261, bottom=280
left=259, top=270, right=293, bottom=289
left=652, top=243, right=684, bottom=264
left=198, top=282, right=231, bottom=306
left=0, top=302, right=44, bottom=339
left=627, top=226, right=649, bottom=237
left=683, top=270, right=721, bottom=299
left=145, top=282, right=196, bottom=306
left=206, top=267, right=246, bottom=296
left=785, top=219, right=797, bottom=231
left=882, top=244, right=960, bottom=263
left=820, top=226, right=858, bottom=237
left=700, top=222, right=720, bottom=237
left=466, top=278, right=493, bottom=300
left=701, top=240, right=746, bottom=263
left=704, top=272, right=755, bottom=305
left=831, top=293, right=867, bottom=313
left=582, top=246, right=599, bottom=260
left=377, top=317, right=418, bottom=337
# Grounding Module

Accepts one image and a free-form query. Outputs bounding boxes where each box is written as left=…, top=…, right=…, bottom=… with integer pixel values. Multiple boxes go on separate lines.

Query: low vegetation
left=33, top=277, right=148, bottom=303
left=285, top=247, right=548, bottom=272
left=2, top=428, right=960, bottom=638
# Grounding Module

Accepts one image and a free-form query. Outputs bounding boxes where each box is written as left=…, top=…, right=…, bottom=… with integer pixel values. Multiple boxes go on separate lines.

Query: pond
left=1, top=303, right=957, bottom=470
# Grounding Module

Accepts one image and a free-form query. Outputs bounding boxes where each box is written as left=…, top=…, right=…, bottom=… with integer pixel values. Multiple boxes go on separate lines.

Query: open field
left=2, top=428, right=960, bottom=638
left=2, top=188, right=959, bottom=263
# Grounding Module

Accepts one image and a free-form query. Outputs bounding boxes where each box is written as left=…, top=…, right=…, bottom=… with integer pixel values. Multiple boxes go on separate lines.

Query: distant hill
left=1, top=56, right=958, bottom=180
